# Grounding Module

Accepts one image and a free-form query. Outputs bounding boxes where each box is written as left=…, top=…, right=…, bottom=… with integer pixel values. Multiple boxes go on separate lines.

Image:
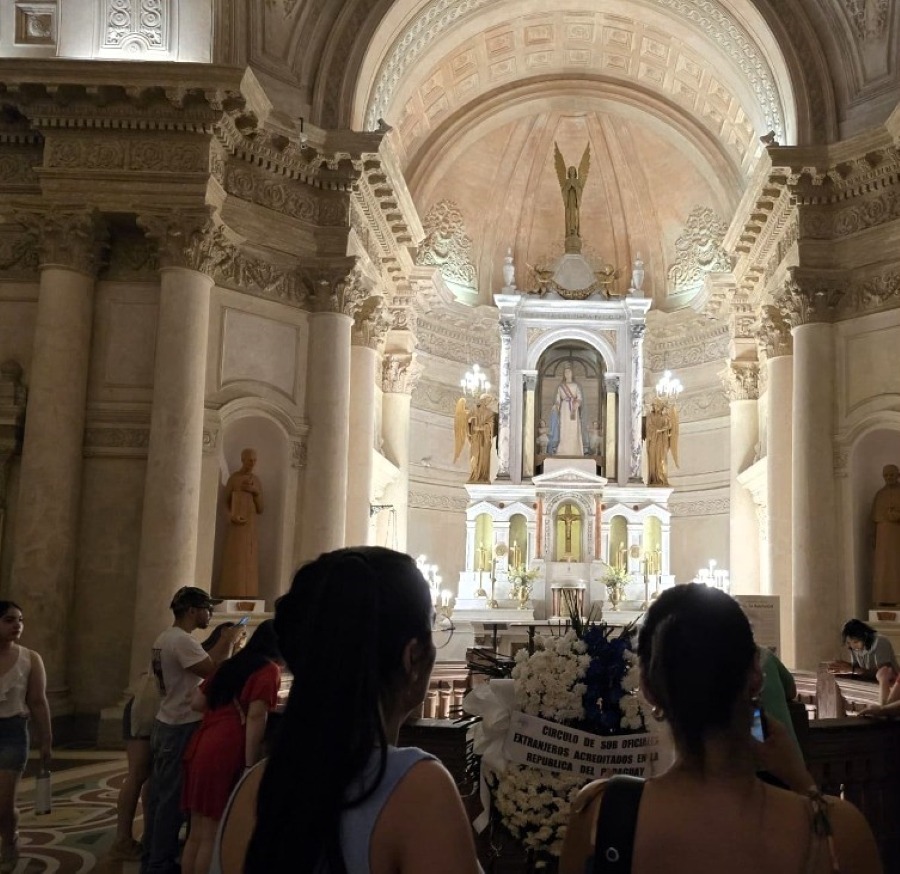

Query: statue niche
left=554, top=501, right=582, bottom=562
left=535, top=343, right=605, bottom=469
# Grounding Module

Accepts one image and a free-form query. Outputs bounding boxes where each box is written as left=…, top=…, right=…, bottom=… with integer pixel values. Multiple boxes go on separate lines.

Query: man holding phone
left=141, top=587, right=243, bottom=874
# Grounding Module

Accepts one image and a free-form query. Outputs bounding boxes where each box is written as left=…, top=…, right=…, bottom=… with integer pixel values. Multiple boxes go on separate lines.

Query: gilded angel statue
left=454, top=394, right=497, bottom=483
left=554, top=142, right=591, bottom=246
left=645, top=399, right=680, bottom=487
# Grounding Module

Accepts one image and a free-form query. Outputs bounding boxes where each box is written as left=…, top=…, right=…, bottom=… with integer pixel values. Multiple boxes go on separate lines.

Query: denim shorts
left=0, top=716, right=29, bottom=772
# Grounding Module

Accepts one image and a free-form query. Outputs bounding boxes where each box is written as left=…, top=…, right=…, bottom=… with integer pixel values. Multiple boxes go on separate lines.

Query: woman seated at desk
left=828, top=619, right=898, bottom=700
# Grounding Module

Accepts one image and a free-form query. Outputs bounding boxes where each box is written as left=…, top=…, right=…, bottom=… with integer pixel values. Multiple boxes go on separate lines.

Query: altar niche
left=534, top=341, right=607, bottom=475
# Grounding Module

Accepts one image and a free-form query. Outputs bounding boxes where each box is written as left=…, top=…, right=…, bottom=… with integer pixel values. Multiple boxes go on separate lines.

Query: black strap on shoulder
left=592, top=775, right=645, bottom=874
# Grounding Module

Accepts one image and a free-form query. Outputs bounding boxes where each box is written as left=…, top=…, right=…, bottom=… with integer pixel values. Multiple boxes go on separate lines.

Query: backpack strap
left=593, top=775, right=645, bottom=873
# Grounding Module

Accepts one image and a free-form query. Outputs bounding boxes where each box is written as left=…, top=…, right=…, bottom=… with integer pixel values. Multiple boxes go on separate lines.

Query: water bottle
left=34, top=769, right=51, bottom=815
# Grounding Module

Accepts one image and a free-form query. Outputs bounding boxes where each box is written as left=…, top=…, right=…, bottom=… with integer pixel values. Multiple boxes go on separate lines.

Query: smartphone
left=236, top=615, right=251, bottom=627
left=750, top=706, right=767, bottom=742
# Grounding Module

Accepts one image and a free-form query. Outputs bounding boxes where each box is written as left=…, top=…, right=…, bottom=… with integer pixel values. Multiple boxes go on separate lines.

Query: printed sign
left=503, top=711, right=660, bottom=779
left=735, top=595, right=781, bottom=657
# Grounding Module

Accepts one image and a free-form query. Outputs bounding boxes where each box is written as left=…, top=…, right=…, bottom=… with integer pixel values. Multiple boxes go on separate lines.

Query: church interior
left=0, top=0, right=899, bottom=753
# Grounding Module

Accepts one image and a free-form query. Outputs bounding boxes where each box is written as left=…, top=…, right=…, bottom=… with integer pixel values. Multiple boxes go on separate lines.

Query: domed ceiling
left=352, top=0, right=797, bottom=309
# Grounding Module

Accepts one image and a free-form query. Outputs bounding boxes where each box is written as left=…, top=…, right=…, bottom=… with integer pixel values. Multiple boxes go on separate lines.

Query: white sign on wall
left=735, top=595, right=781, bottom=657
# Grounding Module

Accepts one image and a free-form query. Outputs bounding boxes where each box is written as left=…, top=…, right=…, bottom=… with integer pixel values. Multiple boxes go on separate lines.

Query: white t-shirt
left=151, top=627, right=209, bottom=725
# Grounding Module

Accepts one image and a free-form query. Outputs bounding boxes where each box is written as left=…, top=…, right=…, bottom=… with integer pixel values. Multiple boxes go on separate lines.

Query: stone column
left=604, top=375, right=619, bottom=481
left=723, top=361, right=761, bottom=594
left=8, top=212, right=103, bottom=711
left=629, top=324, right=645, bottom=483
left=129, top=215, right=220, bottom=683
left=496, top=317, right=513, bottom=480
left=780, top=275, right=840, bottom=669
left=298, top=266, right=363, bottom=561
left=381, top=352, right=421, bottom=552
left=522, top=371, right=537, bottom=477
left=761, top=306, right=795, bottom=665
left=345, top=299, right=389, bottom=545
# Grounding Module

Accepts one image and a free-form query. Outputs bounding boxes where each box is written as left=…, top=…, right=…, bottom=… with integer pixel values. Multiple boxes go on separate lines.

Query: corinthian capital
left=758, top=305, right=793, bottom=359
left=304, top=260, right=369, bottom=317
left=351, top=296, right=391, bottom=349
left=138, top=213, right=235, bottom=274
left=382, top=352, right=422, bottom=395
left=16, top=209, right=107, bottom=276
left=775, top=268, right=844, bottom=329
left=721, top=361, right=760, bottom=401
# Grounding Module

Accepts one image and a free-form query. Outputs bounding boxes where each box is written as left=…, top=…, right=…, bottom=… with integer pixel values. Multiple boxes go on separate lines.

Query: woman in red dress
left=181, top=620, right=282, bottom=874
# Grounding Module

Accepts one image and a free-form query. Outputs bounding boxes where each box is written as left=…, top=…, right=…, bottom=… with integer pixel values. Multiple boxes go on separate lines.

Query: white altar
left=453, top=263, right=677, bottom=624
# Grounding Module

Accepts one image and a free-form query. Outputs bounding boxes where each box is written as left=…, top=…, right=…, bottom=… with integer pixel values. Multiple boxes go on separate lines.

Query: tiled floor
left=12, top=752, right=138, bottom=873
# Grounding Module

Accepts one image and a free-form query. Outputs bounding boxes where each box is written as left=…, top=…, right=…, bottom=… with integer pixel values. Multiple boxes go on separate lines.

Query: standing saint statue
left=871, top=463, right=900, bottom=605
left=216, top=448, right=264, bottom=598
left=554, top=143, right=591, bottom=253
left=646, top=400, right=679, bottom=487
left=454, top=394, right=497, bottom=483
left=554, top=366, right=585, bottom=456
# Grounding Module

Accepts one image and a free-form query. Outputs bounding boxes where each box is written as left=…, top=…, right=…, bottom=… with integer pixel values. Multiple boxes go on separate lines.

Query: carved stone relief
left=758, top=305, right=793, bottom=359
left=412, top=378, right=460, bottom=416
left=415, top=200, right=477, bottom=290
left=351, top=296, right=391, bottom=349
left=668, top=206, right=731, bottom=298
left=17, top=210, right=107, bottom=276
left=669, top=497, right=730, bottom=517
left=408, top=490, right=469, bottom=512
left=843, top=0, right=889, bottom=40
left=0, top=227, right=39, bottom=278
left=382, top=352, right=422, bottom=395
left=721, top=361, right=760, bottom=402
left=103, top=0, right=169, bottom=54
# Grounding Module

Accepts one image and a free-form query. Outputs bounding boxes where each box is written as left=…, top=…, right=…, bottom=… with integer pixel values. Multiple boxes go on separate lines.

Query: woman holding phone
left=562, top=585, right=882, bottom=874
left=180, top=620, right=282, bottom=874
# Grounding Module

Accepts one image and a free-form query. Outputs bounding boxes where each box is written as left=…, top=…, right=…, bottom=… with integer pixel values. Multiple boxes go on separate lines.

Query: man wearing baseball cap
left=141, top=587, right=243, bottom=874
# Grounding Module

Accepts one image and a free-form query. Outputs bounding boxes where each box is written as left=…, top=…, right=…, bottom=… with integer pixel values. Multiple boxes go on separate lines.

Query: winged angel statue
left=454, top=394, right=497, bottom=484
left=554, top=143, right=591, bottom=249
left=645, top=399, right=680, bottom=487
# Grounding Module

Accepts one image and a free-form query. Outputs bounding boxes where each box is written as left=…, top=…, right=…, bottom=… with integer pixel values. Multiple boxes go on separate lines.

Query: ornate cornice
left=646, top=316, right=730, bottom=370
left=415, top=304, right=498, bottom=366
left=408, top=490, right=469, bottom=512
left=721, top=361, right=760, bottom=402
left=837, top=269, right=900, bottom=319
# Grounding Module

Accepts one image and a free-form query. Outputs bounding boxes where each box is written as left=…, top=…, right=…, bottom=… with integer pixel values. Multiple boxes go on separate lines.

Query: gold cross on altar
left=558, top=504, right=579, bottom=555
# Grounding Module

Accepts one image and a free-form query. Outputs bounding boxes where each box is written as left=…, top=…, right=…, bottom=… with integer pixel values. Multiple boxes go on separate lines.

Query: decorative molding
left=667, top=206, right=731, bottom=297
left=647, top=322, right=730, bottom=370
left=306, top=262, right=368, bottom=316
left=83, top=409, right=152, bottom=458
left=415, top=199, right=477, bottom=290
left=412, top=377, right=460, bottom=416
left=843, top=0, right=889, bottom=41
left=833, top=444, right=849, bottom=479
left=676, top=389, right=730, bottom=422
left=214, top=250, right=307, bottom=309
left=102, top=0, right=169, bottom=55
left=415, top=307, right=498, bottom=366
left=0, top=147, right=41, bottom=189
left=0, top=227, right=39, bottom=278
left=838, top=269, right=900, bottom=318
left=202, top=425, right=219, bottom=456
left=44, top=134, right=208, bottom=173
left=103, top=232, right=159, bottom=280
left=721, top=361, right=760, bottom=402
left=138, top=213, right=227, bottom=273
left=408, top=490, right=469, bottom=512
left=669, top=497, right=730, bottom=517
left=291, top=435, right=307, bottom=469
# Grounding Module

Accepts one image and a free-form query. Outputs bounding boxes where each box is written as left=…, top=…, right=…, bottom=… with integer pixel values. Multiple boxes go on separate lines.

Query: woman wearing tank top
left=0, top=601, right=52, bottom=873
left=212, top=548, right=482, bottom=874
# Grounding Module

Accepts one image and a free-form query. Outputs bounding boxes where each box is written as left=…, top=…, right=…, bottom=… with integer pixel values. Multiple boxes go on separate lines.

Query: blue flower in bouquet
left=579, top=624, right=643, bottom=733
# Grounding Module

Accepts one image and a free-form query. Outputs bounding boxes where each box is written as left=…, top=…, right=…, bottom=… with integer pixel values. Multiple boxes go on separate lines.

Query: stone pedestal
left=129, top=264, right=213, bottom=683
left=9, top=263, right=96, bottom=711
left=299, top=311, right=352, bottom=560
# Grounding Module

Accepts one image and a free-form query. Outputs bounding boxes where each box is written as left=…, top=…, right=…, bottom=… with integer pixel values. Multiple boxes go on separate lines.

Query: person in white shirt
left=141, top=587, right=242, bottom=874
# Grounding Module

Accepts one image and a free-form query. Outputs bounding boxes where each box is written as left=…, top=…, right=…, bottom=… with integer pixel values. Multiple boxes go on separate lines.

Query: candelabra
left=416, top=555, right=453, bottom=617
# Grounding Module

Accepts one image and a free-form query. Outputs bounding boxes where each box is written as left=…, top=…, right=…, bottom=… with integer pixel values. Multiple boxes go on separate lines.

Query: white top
left=0, top=646, right=31, bottom=718
left=151, top=627, right=208, bottom=725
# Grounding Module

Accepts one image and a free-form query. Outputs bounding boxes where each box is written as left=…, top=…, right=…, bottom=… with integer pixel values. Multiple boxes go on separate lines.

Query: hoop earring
left=651, top=705, right=665, bottom=721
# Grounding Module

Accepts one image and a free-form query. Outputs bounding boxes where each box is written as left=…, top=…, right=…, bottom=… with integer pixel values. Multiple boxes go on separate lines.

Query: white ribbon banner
left=503, top=710, right=660, bottom=779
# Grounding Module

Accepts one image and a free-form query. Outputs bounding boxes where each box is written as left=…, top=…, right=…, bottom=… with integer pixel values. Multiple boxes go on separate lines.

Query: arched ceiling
left=342, top=0, right=798, bottom=308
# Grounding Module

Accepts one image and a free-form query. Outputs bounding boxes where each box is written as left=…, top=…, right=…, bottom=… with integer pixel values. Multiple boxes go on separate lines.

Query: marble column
left=522, top=371, right=537, bottom=477
left=8, top=212, right=103, bottom=711
left=604, top=375, right=619, bottom=481
left=629, top=324, right=645, bottom=483
left=298, top=270, right=363, bottom=561
left=723, top=362, right=761, bottom=594
left=345, top=300, right=388, bottom=545
left=781, top=277, right=839, bottom=669
left=762, top=307, right=795, bottom=665
left=381, top=352, right=420, bottom=552
left=129, top=215, right=218, bottom=683
left=496, top=317, right=513, bottom=480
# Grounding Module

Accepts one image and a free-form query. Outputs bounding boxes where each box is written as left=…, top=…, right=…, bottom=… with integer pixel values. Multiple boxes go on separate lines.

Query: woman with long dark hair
left=181, top=619, right=282, bottom=874
left=562, top=584, right=882, bottom=874
left=211, top=547, right=480, bottom=874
